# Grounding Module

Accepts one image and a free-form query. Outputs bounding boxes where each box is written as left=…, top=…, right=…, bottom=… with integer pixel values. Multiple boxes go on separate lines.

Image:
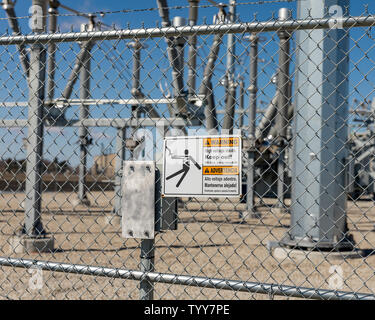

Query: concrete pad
left=269, top=243, right=366, bottom=262
left=9, top=235, right=54, bottom=254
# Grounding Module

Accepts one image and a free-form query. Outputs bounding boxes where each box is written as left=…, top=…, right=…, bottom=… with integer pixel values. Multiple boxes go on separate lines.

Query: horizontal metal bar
left=0, top=118, right=200, bottom=128
left=0, top=15, right=374, bottom=45
left=0, top=257, right=372, bottom=300
left=0, top=98, right=179, bottom=107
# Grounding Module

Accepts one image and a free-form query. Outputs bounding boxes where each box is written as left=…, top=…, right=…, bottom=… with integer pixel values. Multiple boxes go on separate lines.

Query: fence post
left=140, top=238, right=155, bottom=300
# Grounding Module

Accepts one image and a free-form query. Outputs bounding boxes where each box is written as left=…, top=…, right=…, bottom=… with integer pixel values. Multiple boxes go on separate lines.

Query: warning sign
left=203, top=166, right=239, bottom=175
left=163, top=136, right=241, bottom=197
left=203, top=137, right=240, bottom=147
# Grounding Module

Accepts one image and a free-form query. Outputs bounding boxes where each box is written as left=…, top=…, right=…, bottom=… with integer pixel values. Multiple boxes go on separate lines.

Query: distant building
left=0, top=158, right=73, bottom=175
left=91, top=154, right=116, bottom=178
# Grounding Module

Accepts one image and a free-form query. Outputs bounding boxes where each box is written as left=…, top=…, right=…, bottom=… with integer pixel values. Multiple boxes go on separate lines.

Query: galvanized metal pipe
left=47, top=3, right=58, bottom=101
left=281, top=0, right=353, bottom=250
left=113, top=128, right=126, bottom=217
left=276, top=8, right=292, bottom=209
left=0, top=257, right=372, bottom=300
left=246, top=33, right=258, bottom=218
left=187, top=0, right=199, bottom=96
left=223, top=0, right=237, bottom=133
left=24, top=0, right=47, bottom=237
left=0, top=16, right=375, bottom=45
left=78, top=40, right=92, bottom=205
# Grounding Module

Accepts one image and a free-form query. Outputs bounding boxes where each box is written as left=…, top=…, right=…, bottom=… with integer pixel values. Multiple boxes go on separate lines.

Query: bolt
left=144, top=231, right=150, bottom=238
left=128, top=230, right=133, bottom=237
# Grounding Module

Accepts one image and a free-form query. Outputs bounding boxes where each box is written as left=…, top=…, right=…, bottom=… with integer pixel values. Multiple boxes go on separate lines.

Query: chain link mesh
left=0, top=2, right=375, bottom=300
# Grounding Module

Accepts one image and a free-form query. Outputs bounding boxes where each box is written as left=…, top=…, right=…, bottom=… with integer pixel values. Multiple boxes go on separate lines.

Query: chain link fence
left=0, top=0, right=375, bottom=300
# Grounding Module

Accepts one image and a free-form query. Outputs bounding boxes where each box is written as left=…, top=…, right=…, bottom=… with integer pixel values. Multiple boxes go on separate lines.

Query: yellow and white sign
left=163, top=136, right=241, bottom=197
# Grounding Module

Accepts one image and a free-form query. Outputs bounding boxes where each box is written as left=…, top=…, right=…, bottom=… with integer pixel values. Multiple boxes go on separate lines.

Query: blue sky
left=0, top=0, right=374, bottom=168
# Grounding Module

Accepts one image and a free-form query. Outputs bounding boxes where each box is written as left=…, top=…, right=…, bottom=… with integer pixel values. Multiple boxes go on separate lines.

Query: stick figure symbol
left=166, top=149, right=201, bottom=188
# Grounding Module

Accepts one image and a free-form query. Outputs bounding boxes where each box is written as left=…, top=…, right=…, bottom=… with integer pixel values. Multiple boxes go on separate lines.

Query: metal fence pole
left=23, top=0, right=50, bottom=242
left=246, top=33, right=258, bottom=218
left=275, top=8, right=291, bottom=210
left=140, top=238, right=155, bottom=300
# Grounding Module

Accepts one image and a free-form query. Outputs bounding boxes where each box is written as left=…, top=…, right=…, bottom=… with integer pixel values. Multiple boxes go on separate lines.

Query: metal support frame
left=281, top=0, right=354, bottom=250
left=205, top=81, right=218, bottom=134
left=24, top=0, right=47, bottom=237
left=2, top=0, right=30, bottom=78
left=77, top=29, right=93, bottom=206
left=187, top=0, right=199, bottom=97
left=275, top=8, right=292, bottom=209
left=61, top=41, right=94, bottom=100
left=246, top=33, right=259, bottom=218
left=156, top=0, right=185, bottom=116
left=113, top=128, right=126, bottom=217
left=47, top=1, right=58, bottom=101
left=223, top=0, right=237, bottom=134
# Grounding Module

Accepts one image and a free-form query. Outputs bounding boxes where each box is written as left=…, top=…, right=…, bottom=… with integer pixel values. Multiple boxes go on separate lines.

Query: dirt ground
left=0, top=191, right=375, bottom=300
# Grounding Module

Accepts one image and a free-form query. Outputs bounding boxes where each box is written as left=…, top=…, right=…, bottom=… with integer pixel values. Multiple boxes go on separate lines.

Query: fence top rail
left=0, top=15, right=374, bottom=45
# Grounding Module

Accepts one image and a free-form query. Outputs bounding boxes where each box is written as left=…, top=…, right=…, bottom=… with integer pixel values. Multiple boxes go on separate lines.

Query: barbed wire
left=0, top=0, right=298, bottom=22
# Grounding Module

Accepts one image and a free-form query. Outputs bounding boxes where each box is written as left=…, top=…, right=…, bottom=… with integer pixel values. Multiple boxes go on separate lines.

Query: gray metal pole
left=222, top=0, right=237, bottom=134
left=24, top=0, right=47, bottom=237
left=246, top=33, right=258, bottom=218
left=61, top=41, right=93, bottom=100
left=113, top=128, right=126, bottom=217
left=2, top=1, right=30, bottom=78
left=222, top=82, right=237, bottom=134
left=205, top=81, right=218, bottom=133
left=281, top=0, right=354, bottom=250
left=140, top=238, right=155, bottom=300
left=187, top=0, right=199, bottom=97
left=130, top=40, right=142, bottom=98
left=275, top=8, right=292, bottom=210
left=156, top=0, right=184, bottom=104
left=238, top=78, right=245, bottom=129
left=47, top=1, right=58, bottom=101
left=77, top=37, right=93, bottom=206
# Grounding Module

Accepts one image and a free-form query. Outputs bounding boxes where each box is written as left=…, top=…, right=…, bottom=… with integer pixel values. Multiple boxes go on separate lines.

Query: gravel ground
left=0, top=191, right=374, bottom=300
